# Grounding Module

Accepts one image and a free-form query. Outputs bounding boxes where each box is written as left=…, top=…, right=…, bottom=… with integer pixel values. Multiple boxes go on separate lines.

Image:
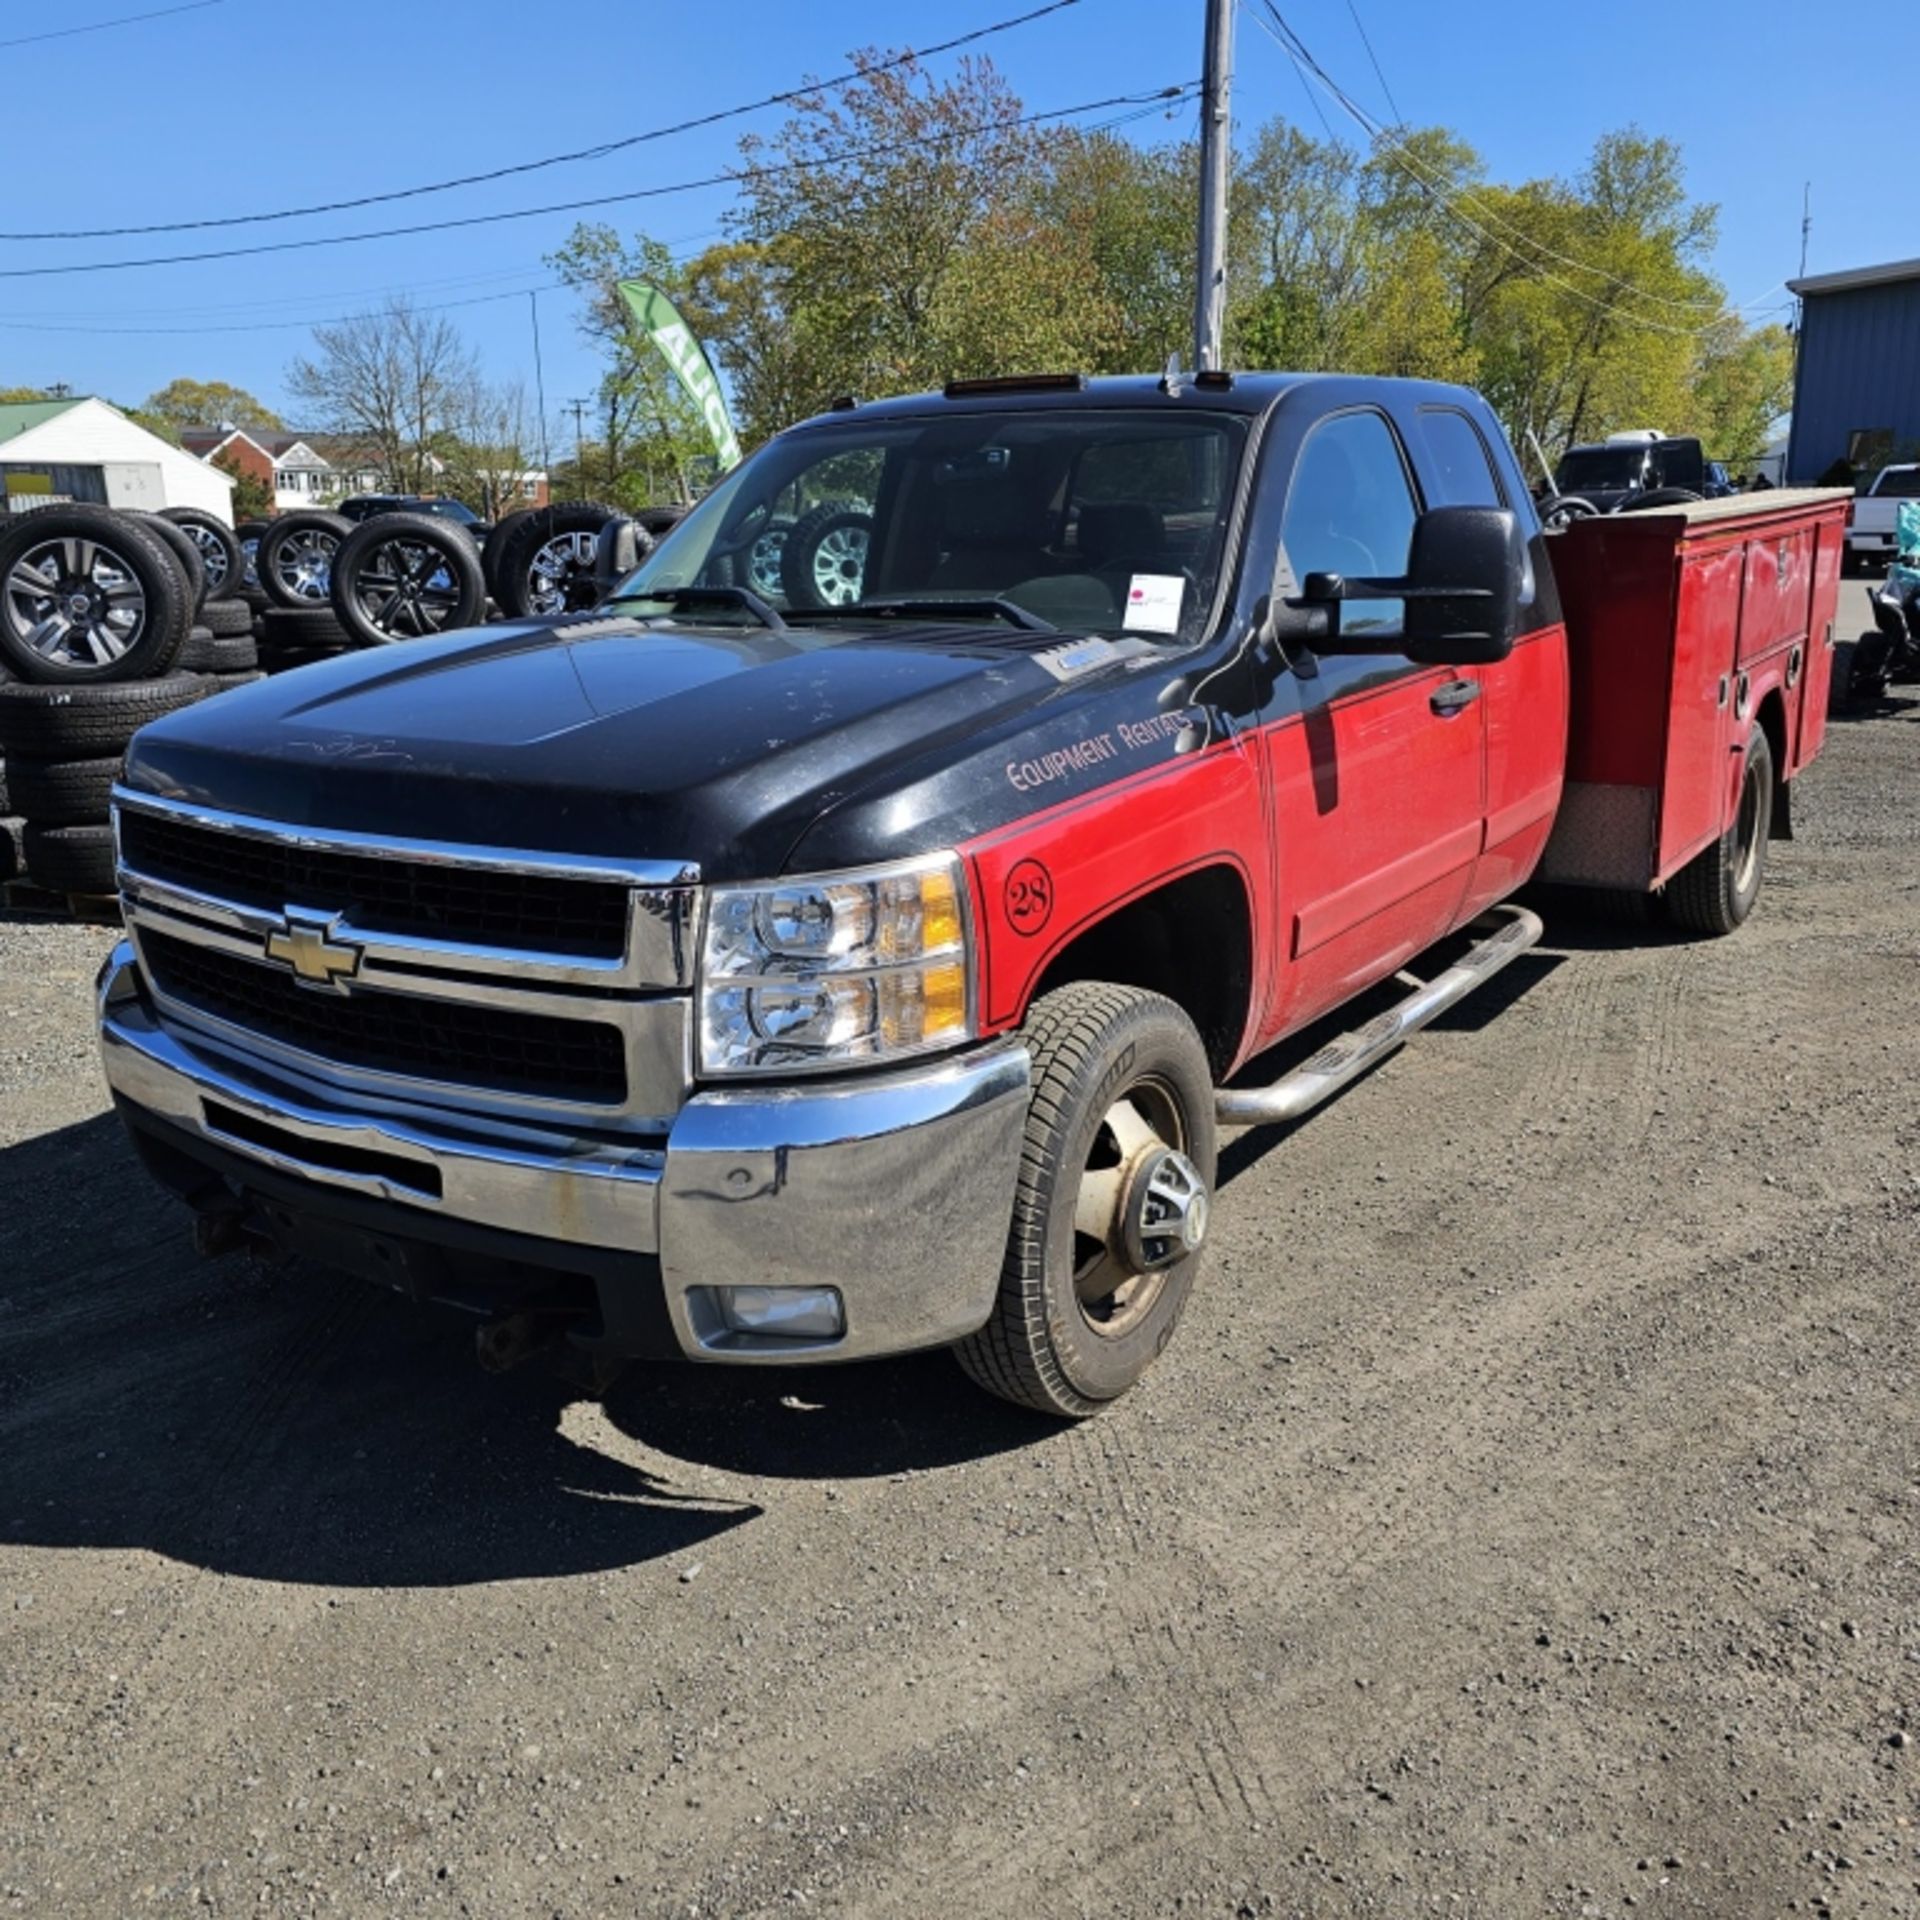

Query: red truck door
left=1256, top=409, right=1485, bottom=1040
left=1409, top=405, right=1568, bottom=912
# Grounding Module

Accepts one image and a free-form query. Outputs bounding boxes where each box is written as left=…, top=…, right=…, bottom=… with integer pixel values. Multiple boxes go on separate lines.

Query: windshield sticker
left=1124, top=573, right=1184, bottom=635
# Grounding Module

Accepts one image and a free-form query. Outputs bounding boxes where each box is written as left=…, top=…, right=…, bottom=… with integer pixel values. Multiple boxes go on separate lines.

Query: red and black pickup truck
left=96, top=371, right=1849, bottom=1416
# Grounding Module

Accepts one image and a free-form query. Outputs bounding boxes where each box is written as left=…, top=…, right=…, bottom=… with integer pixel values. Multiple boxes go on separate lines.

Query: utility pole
left=566, top=398, right=589, bottom=492
left=1192, top=0, right=1235, bottom=370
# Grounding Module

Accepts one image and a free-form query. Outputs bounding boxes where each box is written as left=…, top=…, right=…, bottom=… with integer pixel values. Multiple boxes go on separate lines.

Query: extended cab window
left=1279, top=410, right=1417, bottom=640
left=1417, top=407, right=1505, bottom=508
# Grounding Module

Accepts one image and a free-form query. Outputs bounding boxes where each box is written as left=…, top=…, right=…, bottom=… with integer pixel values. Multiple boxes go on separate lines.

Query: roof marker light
left=942, top=372, right=1087, bottom=398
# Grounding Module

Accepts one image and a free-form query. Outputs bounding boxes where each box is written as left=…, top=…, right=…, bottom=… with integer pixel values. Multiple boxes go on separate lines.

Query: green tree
left=143, top=377, right=284, bottom=434
left=724, top=52, right=1106, bottom=417
left=1681, top=321, right=1794, bottom=464
left=212, top=449, right=273, bottom=518
left=545, top=225, right=725, bottom=503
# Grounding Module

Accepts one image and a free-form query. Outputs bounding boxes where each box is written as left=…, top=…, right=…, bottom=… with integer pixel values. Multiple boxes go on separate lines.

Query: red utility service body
left=1541, top=491, right=1848, bottom=890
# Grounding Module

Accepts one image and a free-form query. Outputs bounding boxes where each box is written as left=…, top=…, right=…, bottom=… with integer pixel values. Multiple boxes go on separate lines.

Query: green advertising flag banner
left=617, top=279, right=742, bottom=472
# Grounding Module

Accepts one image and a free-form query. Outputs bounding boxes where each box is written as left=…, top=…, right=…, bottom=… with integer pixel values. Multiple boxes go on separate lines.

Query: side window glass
left=1416, top=407, right=1505, bottom=508
left=1279, top=411, right=1418, bottom=640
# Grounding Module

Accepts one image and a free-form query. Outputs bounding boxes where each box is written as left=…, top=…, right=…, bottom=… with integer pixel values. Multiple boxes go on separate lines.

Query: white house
left=0, top=396, right=236, bottom=522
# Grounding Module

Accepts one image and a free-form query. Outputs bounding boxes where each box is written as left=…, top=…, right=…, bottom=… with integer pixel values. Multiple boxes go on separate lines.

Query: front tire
left=955, top=983, right=1216, bottom=1418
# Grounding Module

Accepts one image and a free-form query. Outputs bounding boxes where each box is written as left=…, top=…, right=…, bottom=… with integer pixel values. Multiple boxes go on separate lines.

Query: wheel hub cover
left=65, top=592, right=93, bottom=620
left=1120, top=1147, right=1209, bottom=1271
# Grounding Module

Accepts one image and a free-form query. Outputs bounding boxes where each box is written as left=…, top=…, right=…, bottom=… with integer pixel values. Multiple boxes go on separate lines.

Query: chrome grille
left=140, top=929, right=629, bottom=1106
left=113, top=789, right=698, bottom=1133
left=119, top=808, right=632, bottom=959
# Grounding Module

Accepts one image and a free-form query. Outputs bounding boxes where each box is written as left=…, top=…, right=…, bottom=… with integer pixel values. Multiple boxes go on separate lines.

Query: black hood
left=122, top=614, right=1159, bottom=879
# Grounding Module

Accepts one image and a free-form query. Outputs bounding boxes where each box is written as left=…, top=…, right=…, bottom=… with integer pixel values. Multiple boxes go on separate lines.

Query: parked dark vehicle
left=96, top=372, right=1847, bottom=1417
left=1550, top=433, right=1713, bottom=512
left=337, top=495, right=490, bottom=536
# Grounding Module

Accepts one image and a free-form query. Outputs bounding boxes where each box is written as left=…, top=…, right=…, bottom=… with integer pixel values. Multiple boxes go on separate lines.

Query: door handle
left=1429, top=678, right=1481, bottom=716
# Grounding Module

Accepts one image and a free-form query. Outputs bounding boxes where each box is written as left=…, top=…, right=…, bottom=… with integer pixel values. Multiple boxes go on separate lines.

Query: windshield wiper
left=619, top=584, right=788, bottom=632
left=791, top=596, right=1056, bottom=634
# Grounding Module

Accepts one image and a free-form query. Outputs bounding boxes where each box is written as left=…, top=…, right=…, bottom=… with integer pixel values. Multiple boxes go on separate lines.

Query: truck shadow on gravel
left=0, top=1116, right=1047, bottom=1589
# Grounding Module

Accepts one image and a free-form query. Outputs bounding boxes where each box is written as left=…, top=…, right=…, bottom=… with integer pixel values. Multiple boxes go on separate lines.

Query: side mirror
left=592, top=515, right=643, bottom=603
left=1295, top=505, right=1524, bottom=666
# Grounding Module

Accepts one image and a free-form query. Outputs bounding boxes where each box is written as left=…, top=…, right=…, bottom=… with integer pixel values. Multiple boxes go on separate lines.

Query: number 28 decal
left=1005, top=858, right=1053, bottom=935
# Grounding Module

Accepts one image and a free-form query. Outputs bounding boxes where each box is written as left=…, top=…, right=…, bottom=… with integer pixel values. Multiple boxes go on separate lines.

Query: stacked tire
left=482, top=501, right=627, bottom=618
left=0, top=505, right=222, bottom=896
left=253, top=509, right=357, bottom=670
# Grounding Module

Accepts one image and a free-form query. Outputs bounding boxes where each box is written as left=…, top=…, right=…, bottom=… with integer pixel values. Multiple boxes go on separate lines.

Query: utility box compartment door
left=1656, top=540, right=1741, bottom=877
left=1736, top=527, right=1813, bottom=666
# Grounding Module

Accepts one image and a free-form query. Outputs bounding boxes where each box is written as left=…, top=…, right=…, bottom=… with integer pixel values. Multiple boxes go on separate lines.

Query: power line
left=1340, top=0, right=1403, bottom=125
left=0, top=86, right=1192, bottom=282
left=0, top=284, right=564, bottom=337
left=0, top=243, right=735, bottom=328
left=0, top=0, right=1084, bottom=243
left=0, top=0, right=221, bottom=51
left=1247, top=2, right=1742, bottom=336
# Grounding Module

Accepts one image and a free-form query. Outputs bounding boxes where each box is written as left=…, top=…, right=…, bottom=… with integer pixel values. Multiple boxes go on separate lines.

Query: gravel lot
left=3, top=581, right=1917, bottom=1919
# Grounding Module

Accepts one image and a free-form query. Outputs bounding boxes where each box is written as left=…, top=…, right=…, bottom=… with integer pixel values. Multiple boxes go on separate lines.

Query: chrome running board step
left=1215, top=904, right=1544, bottom=1129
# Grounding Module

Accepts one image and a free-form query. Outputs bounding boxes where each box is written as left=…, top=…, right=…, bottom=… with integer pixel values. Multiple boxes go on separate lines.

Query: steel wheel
left=1730, top=740, right=1766, bottom=897
left=268, top=527, right=339, bottom=602
left=349, top=534, right=467, bottom=638
left=1069, top=1074, right=1207, bottom=1339
left=3, top=535, right=147, bottom=670
left=810, top=523, right=868, bottom=606
left=524, top=530, right=600, bottom=615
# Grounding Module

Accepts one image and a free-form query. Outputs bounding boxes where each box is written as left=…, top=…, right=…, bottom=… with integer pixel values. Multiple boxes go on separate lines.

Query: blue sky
left=0, top=0, right=1861, bottom=430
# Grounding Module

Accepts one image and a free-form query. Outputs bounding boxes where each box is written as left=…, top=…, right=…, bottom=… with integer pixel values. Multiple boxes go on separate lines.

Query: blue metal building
left=1786, top=257, right=1920, bottom=483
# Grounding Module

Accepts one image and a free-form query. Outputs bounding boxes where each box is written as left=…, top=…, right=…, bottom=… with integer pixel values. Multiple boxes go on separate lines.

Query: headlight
left=698, top=852, right=973, bottom=1076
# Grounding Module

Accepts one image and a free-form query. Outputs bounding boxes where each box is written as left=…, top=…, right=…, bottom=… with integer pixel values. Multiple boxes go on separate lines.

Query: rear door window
left=1415, top=407, right=1505, bottom=508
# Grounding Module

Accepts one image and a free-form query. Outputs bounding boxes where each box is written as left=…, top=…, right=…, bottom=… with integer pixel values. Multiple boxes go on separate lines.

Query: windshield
left=1555, top=447, right=1649, bottom=492
left=613, top=408, right=1249, bottom=644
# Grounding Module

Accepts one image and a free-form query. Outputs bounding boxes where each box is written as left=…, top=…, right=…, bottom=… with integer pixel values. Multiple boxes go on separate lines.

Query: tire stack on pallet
left=239, top=500, right=688, bottom=660
left=0, top=504, right=257, bottom=904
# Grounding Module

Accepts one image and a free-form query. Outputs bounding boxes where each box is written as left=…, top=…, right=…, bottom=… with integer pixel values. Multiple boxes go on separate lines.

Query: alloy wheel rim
left=4, top=536, right=147, bottom=668
left=527, top=531, right=598, bottom=615
left=272, top=528, right=338, bottom=601
left=354, top=538, right=462, bottom=637
left=810, top=524, right=868, bottom=606
left=746, top=526, right=789, bottom=599
left=181, top=523, right=230, bottom=594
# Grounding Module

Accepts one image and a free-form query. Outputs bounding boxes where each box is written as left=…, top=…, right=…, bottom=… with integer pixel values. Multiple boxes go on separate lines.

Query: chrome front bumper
left=98, top=944, right=1029, bottom=1364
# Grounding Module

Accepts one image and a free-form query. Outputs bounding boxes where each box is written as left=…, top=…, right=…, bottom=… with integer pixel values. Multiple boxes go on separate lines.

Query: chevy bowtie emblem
left=264, top=911, right=361, bottom=989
